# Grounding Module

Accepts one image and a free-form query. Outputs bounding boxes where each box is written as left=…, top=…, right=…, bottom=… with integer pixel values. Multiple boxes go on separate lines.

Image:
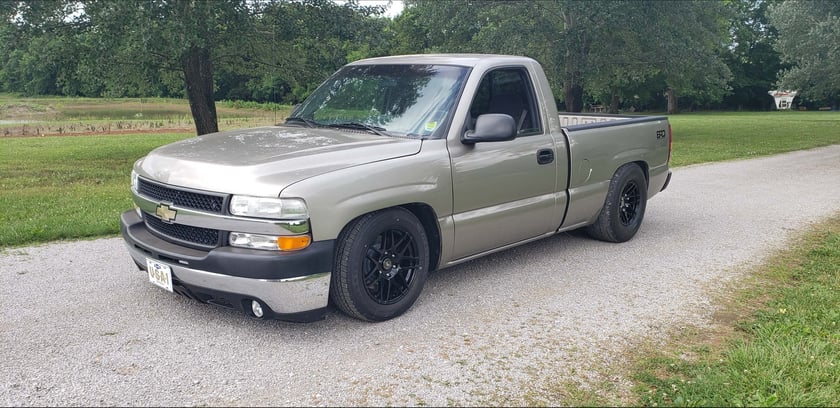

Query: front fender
left=280, top=139, right=453, bottom=242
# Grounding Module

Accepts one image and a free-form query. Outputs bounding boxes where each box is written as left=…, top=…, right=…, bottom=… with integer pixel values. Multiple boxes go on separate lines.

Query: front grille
left=138, top=178, right=226, bottom=214
left=144, top=213, right=220, bottom=248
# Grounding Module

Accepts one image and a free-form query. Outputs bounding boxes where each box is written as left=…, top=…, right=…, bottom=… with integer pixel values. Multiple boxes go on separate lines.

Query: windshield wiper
left=326, top=122, right=389, bottom=136
left=284, top=116, right=320, bottom=128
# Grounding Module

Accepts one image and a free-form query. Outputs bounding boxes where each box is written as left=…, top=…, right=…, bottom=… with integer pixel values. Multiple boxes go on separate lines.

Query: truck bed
left=559, top=113, right=662, bottom=128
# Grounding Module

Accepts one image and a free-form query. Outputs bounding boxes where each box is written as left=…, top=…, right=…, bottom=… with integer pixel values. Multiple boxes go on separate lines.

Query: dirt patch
left=1, top=122, right=196, bottom=138
left=1, top=98, right=281, bottom=138
left=0, top=104, right=59, bottom=119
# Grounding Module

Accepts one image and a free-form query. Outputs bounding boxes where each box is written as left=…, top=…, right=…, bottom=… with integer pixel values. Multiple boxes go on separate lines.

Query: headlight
left=229, top=196, right=308, bottom=219
left=131, top=170, right=139, bottom=192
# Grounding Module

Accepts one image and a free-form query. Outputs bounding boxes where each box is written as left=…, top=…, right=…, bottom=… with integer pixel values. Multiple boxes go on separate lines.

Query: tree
left=768, top=0, right=840, bottom=106
left=642, top=1, right=733, bottom=113
left=0, top=1, right=91, bottom=96
left=89, top=0, right=388, bottom=133
left=721, top=0, right=784, bottom=111
left=395, top=1, right=733, bottom=114
left=395, top=1, right=586, bottom=110
left=394, top=0, right=488, bottom=54
left=1, top=0, right=387, bottom=135
left=2, top=0, right=745, bottom=119
left=80, top=0, right=255, bottom=135
left=566, top=2, right=650, bottom=113
left=245, top=0, right=388, bottom=104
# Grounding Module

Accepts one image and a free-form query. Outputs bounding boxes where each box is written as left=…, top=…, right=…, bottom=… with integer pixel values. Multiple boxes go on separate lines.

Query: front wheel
left=330, top=208, right=430, bottom=321
left=586, top=163, right=648, bottom=243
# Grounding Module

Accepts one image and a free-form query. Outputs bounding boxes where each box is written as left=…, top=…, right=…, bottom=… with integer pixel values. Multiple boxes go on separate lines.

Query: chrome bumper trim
left=124, top=243, right=330, bottom=314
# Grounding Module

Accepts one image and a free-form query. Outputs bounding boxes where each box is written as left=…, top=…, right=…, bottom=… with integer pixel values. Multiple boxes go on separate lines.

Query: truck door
left=447, top=67, right=560, bottom=260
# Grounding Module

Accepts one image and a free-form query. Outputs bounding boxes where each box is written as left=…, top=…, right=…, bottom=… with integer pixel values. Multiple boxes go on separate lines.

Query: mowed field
left=0, top=95, right=289, bottom=137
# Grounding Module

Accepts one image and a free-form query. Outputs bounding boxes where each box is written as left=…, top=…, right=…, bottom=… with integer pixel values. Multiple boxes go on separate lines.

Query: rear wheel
left=330, top=208, right=430, bottom=321
left=586, top=163, right=648, bottom=243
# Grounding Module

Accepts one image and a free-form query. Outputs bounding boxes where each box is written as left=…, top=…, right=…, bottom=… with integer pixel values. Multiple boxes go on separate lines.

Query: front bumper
left=120, top=210, right=333, bottom=322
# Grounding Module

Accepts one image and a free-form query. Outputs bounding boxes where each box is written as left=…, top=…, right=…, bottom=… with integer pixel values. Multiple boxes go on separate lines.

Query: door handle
left=537, top=149, right=554, bottom=165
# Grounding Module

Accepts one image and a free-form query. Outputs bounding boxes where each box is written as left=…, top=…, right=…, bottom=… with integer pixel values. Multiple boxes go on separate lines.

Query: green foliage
left=218, top=99, right=288, bottom=112
left=398, top=1, right=733, bottom=113
left=634, top=217, right=840, bottom=407
left=0, top=0, right=836, bottom=117
left=768, top=0, right=840, bottom=106
left=721, top=0, right=785, bottom=111
left=650, top=1, right=734, bottom=103
left=239, top=0, right=391, bottom=104
left=0, top=1, right=89, bottom=96
left=0, top=0, right=390, bottom=119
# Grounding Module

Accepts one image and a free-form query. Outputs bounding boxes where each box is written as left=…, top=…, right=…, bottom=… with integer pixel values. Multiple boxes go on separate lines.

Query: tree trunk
left=609, top=93, right=620, bottom=114
left=562, top=7, right=584, bottom=113
left=182, top=46, right=218, bottom=135
left=563, top=81, right=584, bottom=112
left=666, top=88, right=678, bottom=114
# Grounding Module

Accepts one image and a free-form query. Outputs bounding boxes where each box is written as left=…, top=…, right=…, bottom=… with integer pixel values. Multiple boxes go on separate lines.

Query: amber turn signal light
left=277, top=235, right=311, bottom=251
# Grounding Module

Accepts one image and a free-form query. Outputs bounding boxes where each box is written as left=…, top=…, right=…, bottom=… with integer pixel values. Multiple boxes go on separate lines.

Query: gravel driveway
left=2, top=145, right=839, bottom=406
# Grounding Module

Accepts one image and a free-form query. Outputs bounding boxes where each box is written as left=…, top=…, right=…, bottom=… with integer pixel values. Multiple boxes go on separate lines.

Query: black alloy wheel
left=586, top=163, right=648, bottom=243
left=619, top=180, right=641, bottom=226
left=331, top=208, right=430, bottom=321
left=362, top=228, right=420, bottom=305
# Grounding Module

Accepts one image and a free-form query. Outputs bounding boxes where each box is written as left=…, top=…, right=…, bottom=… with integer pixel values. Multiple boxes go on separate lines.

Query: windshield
left=287, top=64, right=470, bottom=139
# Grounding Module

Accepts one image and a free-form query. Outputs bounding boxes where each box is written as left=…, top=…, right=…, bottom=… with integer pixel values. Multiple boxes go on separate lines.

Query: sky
left=336, top=1, right=405, bottom=18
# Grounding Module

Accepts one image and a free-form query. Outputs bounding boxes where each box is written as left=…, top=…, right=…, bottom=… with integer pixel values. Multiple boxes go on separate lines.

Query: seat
left=488, top=92, right=528, bottom=132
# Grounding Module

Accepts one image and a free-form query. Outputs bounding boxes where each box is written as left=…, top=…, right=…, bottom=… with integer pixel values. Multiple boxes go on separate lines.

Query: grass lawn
left=631, top=216, right=840, bottom=407
left=667, top=111, right=840, bottom=167
left=1, top=95, right=293, bottom=247
left=0, top=133, right=190, bottom=247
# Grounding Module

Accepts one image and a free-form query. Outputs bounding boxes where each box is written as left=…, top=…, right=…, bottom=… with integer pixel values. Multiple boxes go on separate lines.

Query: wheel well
left=336, top=204, right=442, bottom=273
left=632, top=160, right=650, bottom=185
left=399, top=203, right=441, bottom=272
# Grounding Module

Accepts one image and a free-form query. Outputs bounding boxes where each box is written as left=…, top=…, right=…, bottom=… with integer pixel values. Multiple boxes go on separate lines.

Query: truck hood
left=136, top=126, right=422, bottom=196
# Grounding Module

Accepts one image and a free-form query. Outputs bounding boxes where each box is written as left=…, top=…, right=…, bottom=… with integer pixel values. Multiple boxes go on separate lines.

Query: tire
left=586, top=163, right=648, bottom=243
left=330, top=208, right=430, bottom=321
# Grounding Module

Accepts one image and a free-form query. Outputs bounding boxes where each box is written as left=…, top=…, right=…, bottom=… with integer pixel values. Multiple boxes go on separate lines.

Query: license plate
left=146, top=258, right=173, bottom=292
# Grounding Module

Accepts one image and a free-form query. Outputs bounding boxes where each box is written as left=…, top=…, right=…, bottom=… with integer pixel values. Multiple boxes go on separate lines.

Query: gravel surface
left=2, top=145, right=839, bottom=406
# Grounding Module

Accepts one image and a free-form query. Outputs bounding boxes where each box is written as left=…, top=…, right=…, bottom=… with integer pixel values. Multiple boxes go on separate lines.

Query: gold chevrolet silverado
left=120, top=54, right=672, bottom=322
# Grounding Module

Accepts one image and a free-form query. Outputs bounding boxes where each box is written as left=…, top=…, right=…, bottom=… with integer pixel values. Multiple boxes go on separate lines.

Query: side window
left=468, top=67, right=542, bottom=135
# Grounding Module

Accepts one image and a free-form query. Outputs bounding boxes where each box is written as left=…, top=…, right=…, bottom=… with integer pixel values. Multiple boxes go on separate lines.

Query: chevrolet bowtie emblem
left=155, top=204, right=177, bottom=223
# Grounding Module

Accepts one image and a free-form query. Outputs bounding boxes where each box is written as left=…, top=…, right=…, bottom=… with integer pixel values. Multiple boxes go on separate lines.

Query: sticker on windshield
left=424, top=121, right=438, bottom=132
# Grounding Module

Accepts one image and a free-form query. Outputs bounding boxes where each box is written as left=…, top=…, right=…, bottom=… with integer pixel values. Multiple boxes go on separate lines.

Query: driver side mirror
left=462, top=113, right=517, bottom=144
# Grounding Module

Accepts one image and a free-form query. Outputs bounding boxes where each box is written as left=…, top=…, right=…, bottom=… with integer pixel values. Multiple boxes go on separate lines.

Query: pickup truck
left=120, top=54, right=672, bottom=322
